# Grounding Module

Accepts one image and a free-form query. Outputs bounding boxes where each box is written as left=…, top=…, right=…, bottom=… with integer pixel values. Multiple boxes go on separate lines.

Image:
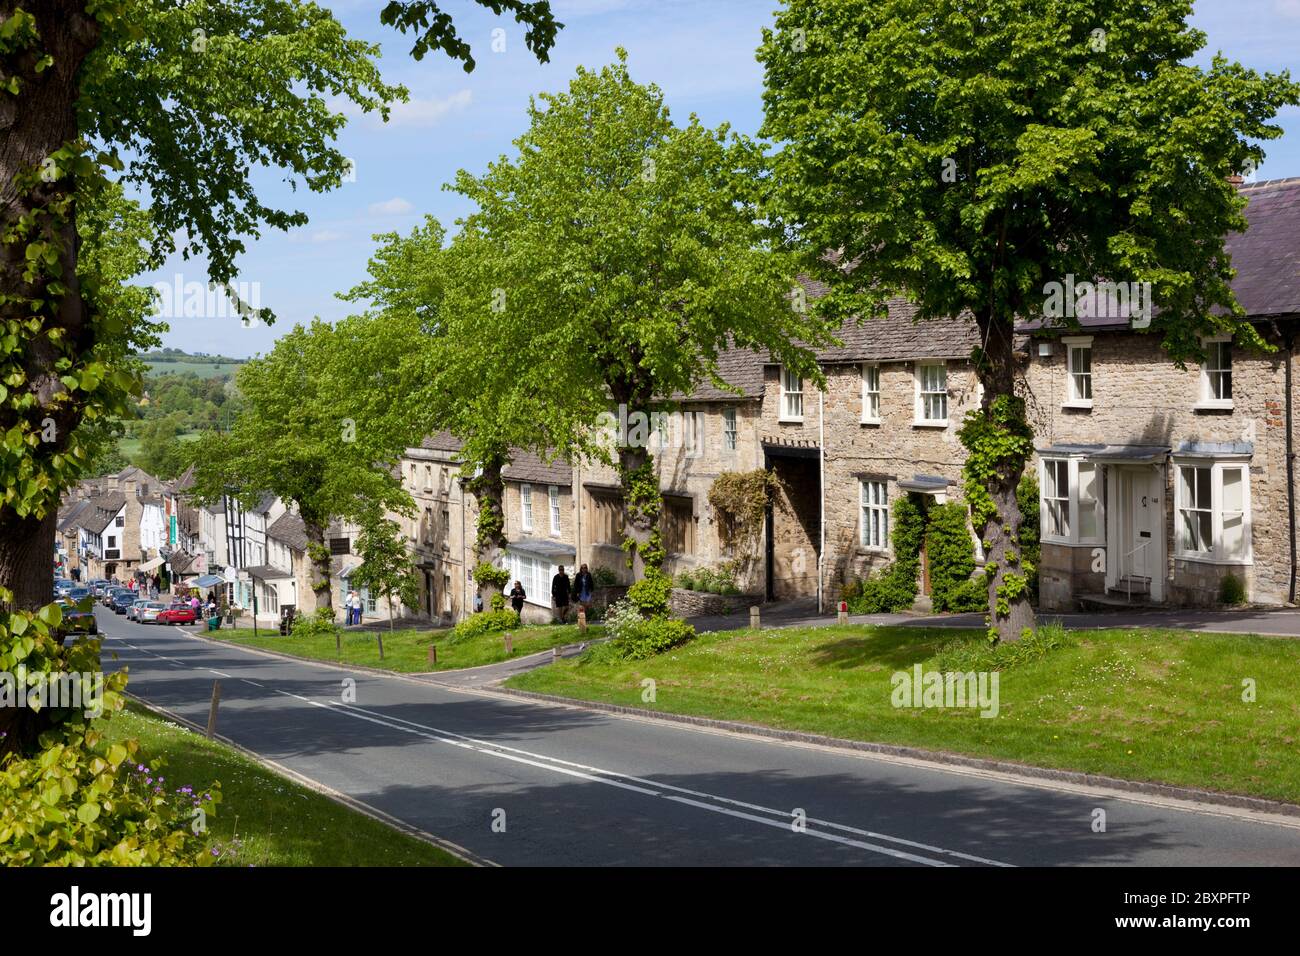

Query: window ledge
left=1174, top=553, right=1252, bottom=566
left=856, top=547, right=890, bottom=557
left=1062, top=400, right=1093, bottom=410
left=1193, top=400, right=1234, bottom=412
left=860, top=417, right=881, bottom=426
left=913, top=420, right=949, bottom=429
left=778, top=416, right=805, bottom=424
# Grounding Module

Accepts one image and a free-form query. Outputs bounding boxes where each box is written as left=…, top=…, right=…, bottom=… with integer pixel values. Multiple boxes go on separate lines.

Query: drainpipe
left=460, top=471, right=468, bottom=623
left=1277, top=321, right=1297, bottom=604
left=818, top=386, right=826, bottom=615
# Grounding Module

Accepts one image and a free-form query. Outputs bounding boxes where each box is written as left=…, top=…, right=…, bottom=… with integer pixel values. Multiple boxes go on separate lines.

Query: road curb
left=489, top=686, right=1300, bottom=820
left=122, top=692, right=493, bottom=867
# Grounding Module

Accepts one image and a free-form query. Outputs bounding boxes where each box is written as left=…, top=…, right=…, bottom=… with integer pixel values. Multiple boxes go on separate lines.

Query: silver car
left=138, top=602, right=168, bottom=624
left=127, top=598, right=151, bottom=622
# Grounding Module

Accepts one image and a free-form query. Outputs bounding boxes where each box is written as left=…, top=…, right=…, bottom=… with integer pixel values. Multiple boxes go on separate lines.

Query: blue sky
left=148, top=0, right=1300, bottom=358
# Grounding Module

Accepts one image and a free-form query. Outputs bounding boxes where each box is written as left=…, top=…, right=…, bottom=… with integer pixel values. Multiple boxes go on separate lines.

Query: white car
left=126, top=599, right=151, bottom=622
left=138, top=602, right=168, bottom=624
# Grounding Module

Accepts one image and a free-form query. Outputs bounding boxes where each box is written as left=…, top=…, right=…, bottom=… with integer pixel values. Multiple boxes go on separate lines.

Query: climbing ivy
left=619, top=456, right=664, bottom=570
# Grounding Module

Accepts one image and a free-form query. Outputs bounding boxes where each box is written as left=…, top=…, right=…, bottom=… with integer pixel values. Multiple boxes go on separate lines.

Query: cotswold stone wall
left=668, top=588, right=753, bottom=618
left=1024, top=330, right=1294, bottom=607
left=759, top=360, right=978, bottom=603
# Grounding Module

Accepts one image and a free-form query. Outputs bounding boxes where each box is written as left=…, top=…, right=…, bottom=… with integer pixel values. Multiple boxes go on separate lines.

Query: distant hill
left=139, top=349, right=247, bottom=379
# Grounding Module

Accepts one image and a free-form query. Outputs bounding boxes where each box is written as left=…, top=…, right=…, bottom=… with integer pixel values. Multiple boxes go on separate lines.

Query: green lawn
left=101, top=703, right=467, bottom=866
left=210, top=622, right=605, bottom=673
left=507, top=624, right=1300, bottom=805
left=143, top=359, right=243, bottom=378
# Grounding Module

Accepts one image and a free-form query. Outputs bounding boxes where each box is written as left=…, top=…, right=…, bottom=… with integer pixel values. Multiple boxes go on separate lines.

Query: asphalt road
left=94, top=608, right=1300, bottom=867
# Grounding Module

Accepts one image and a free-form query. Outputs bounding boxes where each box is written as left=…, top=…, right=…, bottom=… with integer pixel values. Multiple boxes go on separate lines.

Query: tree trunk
left=617, top=441, right=659, bottom=581
left=969, top=315, right=1036, bottom=643
left=301, top=515, right=334, bottom=616
left=0, top=510, right=57, bottom=610
left=0, top=3, right=102, bottom=611
left=467, top=453, right=508, bottom=608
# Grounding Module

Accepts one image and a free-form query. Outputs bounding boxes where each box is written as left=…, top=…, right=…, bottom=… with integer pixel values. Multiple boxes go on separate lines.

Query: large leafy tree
left=188, top=314, right=431, bottom=614
left=759, top=0, right=1298, bottom=640
left=444, top=50, right=833, bottom=581
left=344, top=219, right=592, bottom=608
left=0, top=0, right=561, bottom=612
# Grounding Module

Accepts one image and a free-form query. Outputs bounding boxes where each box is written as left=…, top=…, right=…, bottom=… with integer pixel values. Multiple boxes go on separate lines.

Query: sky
left=146, top=0, right=1300, bottom=358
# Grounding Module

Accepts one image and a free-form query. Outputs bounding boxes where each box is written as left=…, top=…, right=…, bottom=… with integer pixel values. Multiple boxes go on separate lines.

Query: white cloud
left=1276, top=0, right=1300, bottom=17
left=384, top=89, right=473, bottom=128
left=367, top=197, right=414, bottom=217
left=310, top=230, right=345, bottom=243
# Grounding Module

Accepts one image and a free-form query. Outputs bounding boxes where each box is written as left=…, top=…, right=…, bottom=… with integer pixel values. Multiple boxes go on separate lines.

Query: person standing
left=551, top=565, right=571, bottom=625
left=574, top=564, right=595, bottom=613
left=509, top=580, right=526, bottom=622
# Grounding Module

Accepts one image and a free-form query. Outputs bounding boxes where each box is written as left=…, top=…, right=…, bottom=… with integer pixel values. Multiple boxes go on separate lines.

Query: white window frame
left=1039, top=457, right=1105, bottom=546
left=548, top=485, right=561, bottom=535
left=859, top=479, right=888, bottom=551
left=1062, top=335, right=1093, bottom=409
left=914, top=361, right=949, bottom=426
left=683, top=411, right=705, bottom=458
left=1174, top=459, right=1251, bottom=564
left=722, top=407, right=738, bottom=451
left=520, top=483, right=533, bottom=533
left=861, top=363, right=881, bottom=424
left=780, top=366, right=804, bottom=422
left=1197, top=335, right=1234, bottom=410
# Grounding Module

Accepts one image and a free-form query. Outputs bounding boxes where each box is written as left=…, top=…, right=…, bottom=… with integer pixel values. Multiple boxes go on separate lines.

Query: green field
left=144, top=359, right=243, bottom=378
left=117, top=429, right=202, bottom=458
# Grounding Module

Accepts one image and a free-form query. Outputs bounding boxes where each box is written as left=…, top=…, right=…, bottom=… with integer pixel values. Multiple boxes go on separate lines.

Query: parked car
left=54, top=578, right=75, bottom=597
left=137, top=602, right=168, bottom=624
left=86, top=579, right=110, bottom=597
left=111, top=591, right=137, bottom=614
left=156, top=604, right=198, bottom=625
left=67, top=587, right=92, bottom=604
left=101, top=587, right=129, bottom=607
left=56, top=598, right=98, bottom=636
left=126, top=599, right=152, bottom=622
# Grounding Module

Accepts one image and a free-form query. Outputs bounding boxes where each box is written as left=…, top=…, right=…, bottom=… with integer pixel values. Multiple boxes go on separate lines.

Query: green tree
left=443, top=50, right=833, bottom=581
left=0, top=0, right=561, bottom=611
left=759, top=0, right=1298, bottom=640
left=351, top=512, right=420, bottom=658
left=188, top=315, right=430, bottom=615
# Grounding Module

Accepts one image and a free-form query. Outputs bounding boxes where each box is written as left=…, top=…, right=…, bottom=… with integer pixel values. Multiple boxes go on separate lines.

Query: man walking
left=551, top=565, right=571, bottom=625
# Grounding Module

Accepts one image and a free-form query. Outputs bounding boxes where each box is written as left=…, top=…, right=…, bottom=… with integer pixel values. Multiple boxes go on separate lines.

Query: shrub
left=291, top=607, right=338, bottom=640
left=926, top=502, right=977, bottom=612
left=1219, top=572, right=1247, bottom=606
left=946, top=574, right=990, bottom=612
left=600, top=598, right=646, bottom=642
left=849, top=564, right=917, bottom=613
left=592, top=566, right=620, bottom=587
left=490, top=593, right=506, bottom=612
left=449, top=610, right=519, bottom=642
left=627, top=569, right=674, bottom=617
left=609, top=616, right=698, bottom=661
left=677, top=572, right=696, bottom=591
left=0, top=596, right=221, bottom=865
left=1016, top=472, right=1041, bottom=602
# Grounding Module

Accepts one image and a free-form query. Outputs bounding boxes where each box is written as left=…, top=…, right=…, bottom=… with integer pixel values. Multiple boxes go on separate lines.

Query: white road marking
left=209, top=669, right=232, bottom=678
left=321, top=699, right=1000, bottom=866
left=242, top=679, right=264, bottom=689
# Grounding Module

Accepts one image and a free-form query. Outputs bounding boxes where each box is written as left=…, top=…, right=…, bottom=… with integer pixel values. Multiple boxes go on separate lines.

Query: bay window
left=1040, top=458, right=1104, bottom=545
left=1176, top=461, right=1250, bottom=562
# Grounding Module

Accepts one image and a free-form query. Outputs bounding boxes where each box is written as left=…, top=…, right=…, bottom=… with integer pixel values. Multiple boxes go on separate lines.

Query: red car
left=156, top=604, right=198, bottom=625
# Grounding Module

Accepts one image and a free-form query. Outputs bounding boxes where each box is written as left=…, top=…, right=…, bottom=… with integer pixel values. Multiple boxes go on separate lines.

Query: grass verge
left=506, top=623, right=1300, bottom=805
left=101, top=702, right=467, bottom=866
left=208, top=622, right=604, bottom=673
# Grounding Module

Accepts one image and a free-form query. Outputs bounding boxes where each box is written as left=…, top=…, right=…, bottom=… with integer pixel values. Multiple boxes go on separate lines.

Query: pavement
left=94, top=606, right=1300, bottom=867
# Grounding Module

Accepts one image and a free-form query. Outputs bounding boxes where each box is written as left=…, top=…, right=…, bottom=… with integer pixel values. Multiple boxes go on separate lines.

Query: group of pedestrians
left=500, top=563, right=594, bottom=624
left=344, top=589, right=364, bottom=626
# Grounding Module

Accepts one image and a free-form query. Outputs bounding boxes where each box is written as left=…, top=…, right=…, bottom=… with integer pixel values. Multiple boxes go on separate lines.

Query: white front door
left=1111, top=465, right=1164, bottom=598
